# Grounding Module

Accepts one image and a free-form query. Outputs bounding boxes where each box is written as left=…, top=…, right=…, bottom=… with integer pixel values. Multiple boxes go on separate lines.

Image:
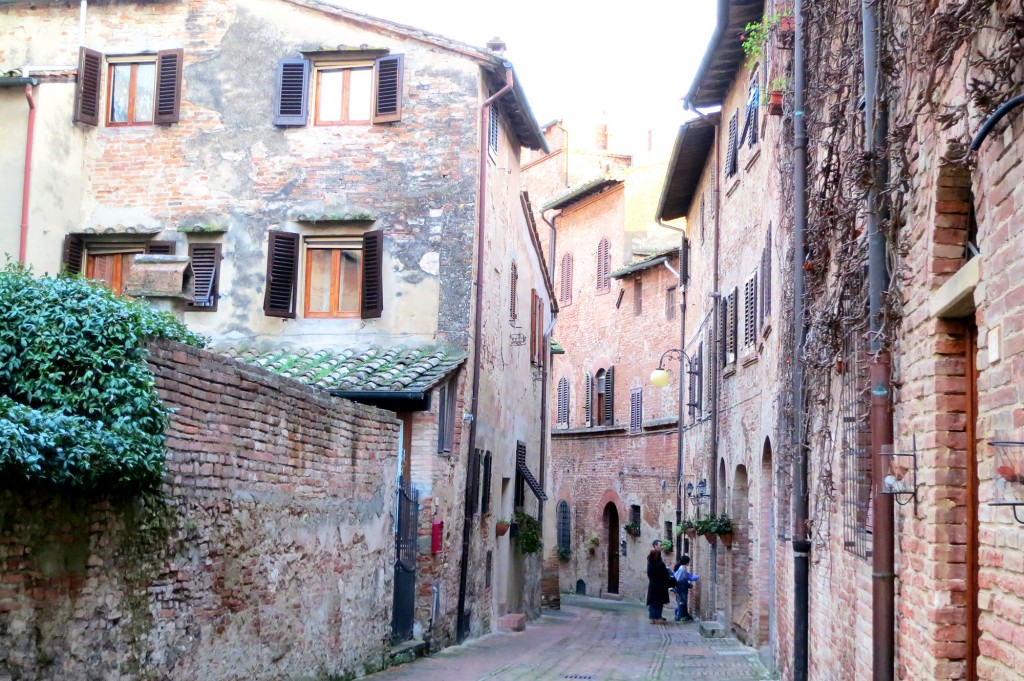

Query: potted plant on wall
left=694, top=515, right=717, bottom=544
left=557, top=546, right=571, bottom=562
left=513, top=511, right=542, bottom=555
left=495, top=519, right=512, bottom=537
left=623, top=520, right=641, bottom=537
left=660, top=539, right=673, bottom=554
left=680, top=519, right=698, bottom=537
left=765, top=77, right=788, bottom=116
left=587, top=534, right=600, bottom=555
left=713, top=514, right=734, bottom=549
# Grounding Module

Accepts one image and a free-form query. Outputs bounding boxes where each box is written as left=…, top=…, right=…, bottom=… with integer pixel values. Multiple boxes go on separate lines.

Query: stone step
left=497, top=613, right=527, bottom=632
left=389, top=639, right=428, bottom=667
left=699, top=621, right=727, bottom=638
left=599, top=593, right=623, bottom=601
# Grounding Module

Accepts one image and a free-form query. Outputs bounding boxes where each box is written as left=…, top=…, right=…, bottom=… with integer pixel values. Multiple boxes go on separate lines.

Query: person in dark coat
left=646, top=544, right=672, bottom=623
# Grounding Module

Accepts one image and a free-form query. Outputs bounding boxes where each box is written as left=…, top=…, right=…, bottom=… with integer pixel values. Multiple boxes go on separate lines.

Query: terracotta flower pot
left=719, top=533, right=734, bottom=549
left=779, top=15, right=795, bottom=33
left=768, top=90, right=784, bottom=116
left=703, top=532, right=716, bottom=544
left=496, top=522, right=510, bottom=537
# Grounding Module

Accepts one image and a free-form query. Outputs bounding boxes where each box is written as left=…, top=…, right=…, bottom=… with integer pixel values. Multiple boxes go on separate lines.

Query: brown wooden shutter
left=536, top=293, right=545, bottom=367
left=584, top=371, right=593, bottom=427
left=744, top=275, right=757, bottom=347
left=273, top=58, right=310, bottom=126
left=720, top=296, right=729, bottom=367
left=188, top=243, right=221, bottom=311
left=603, top=366, right=614, bottom=425
left=481, top=451, right=492, bottom=515
left=145, top=241, right=177, bottom=255
left=728, top=288, right=738, bottom=362
left=681, top=237, right=690, bottom=283
left=509, top=262, right=518, bottom=322
left=74, top=47, right=102, bottom=126
left=264, top=231, right=299, bottom=318
left=62, top=235, right=86, bottom=275
left=360, top=229, right=384, bottom=319
left=372, top=54, right=403, bottom=124
left=696, top=342, right=704, bottom=413
left=560, top=252, right=573, bottom=305
left=529, top=289, right=538, bottom=365
left=557, top=378, right=569, bottom=424
left=154, top=49, right=184, bottom=124
left=725, top=111, right=739, bottom=177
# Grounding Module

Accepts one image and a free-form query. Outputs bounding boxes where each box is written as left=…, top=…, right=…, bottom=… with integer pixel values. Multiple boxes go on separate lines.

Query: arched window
left=557, top=500, right=571, bottom=551
left=596, top=238, right=610, bottom=293
left=594, top=366, right=615, bottom=426
left=560, top=252, right=573, bottom=305
left=509, top=261, right=518, bottom=323
left=557, top=377, right=570, bottom=425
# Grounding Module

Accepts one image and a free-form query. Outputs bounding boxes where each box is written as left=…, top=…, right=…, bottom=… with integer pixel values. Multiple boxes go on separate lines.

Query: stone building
left=0, top=0, right=553, bottom=651
left=659, top=0, right=1024, bottom=680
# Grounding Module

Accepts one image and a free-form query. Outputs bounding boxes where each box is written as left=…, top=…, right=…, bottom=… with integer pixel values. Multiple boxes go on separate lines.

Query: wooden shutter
left=720, top=296, right=729, bottom=367
left=361, top=229, right=384, bottom=319
left=630, top=388, right=642, bottom=433
left=584, top=371, right=593, bottom=427
left=273, top=58, right=310, bottom=126
left=264, top=231, right=299, bottom=318
left=681, top=237, right=690, bottom=283
left=633, top=278, right=643, bottom=315
left=725, top=111, right=739, bottom=177
left=481, top=452, right=492, bottom=515
left=728, top=288, right=738, bottom=362
left=597, top=238, right=610, bottom=292
left=744, top=275, right=758, bottom=346
left=74, top=47, right=102, bottom=126
left=530, top=289, right=538, bottom=365
left=188, top=243, right=221, bottom=310
left=603, top=366, right=614, bottom=425
left=557, top=378, right=569, bottom=424
left=696, top=342, right=704, bottom=413
left=372, top=54, right=403, bottom=124
left=560, top=252, right=573, bottom=305
left=688, top=357, right=697, bottom=419
left=666, top=286, right=677, bottom=320
left=509, top=262, right=518, bottom=322
left=145, top=241, right=177, bottom=255
left=467, top=448, right=482, bottom=516
left=154, top=48, right=184, bottom=124
left=62, top=235, right=86, bottom=275
left=762, top=224, right=773, bottom=329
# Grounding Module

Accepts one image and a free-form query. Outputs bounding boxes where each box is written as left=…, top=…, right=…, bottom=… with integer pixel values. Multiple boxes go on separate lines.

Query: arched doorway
left=759, top=439, right=775, bottom=652
left=603, top=502, right=619, bottom=594
left=732, top=464, right=752, bottom=643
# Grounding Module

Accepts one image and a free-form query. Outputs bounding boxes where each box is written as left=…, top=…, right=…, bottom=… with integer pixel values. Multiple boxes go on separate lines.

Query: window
left=530, top=289, right=545, bottom=366
left=595, top=366, right=615, bottom=426
left=187, top=243, right=221, bottom=311
left=557, top=500, right=571, bottom=552
left=666, top=286, right=677, bottom=320
left=482, top=451, right=492, bottom=514
left=509, top=261, right=519, bottom=323
left=264, top=230, right=383, bottom=319
left=584, top=371, right=593, bottom=427
left=740, top=71, right=760, bottom=148
left=629, top=388, right=643, bottom=433
left=744, top=274, right=758, bottom=348
left=688, top=342, right=704, bottom=419
left=631, top=504, right=641, bottom=527
left=304, top=236, right=364, bottom=318
left=633, top=278, right=643, bottom=316
left=62, top=237, right=176, bottom=295
left=761, top=224, right=773, bottom=331
left=595, top=369, right=606, bottom=425
left=468, top=448, right=482, bottom=516
left=273, top=54, right=403, bottom=127
left=596, top=238, right=611, bottom=293
left=725, top=110, right=739, bottom=177
left=437, top=378, right=458, bottom=453
left=839, top=274, right=871, bottom=558
left=73, top=47, right=183, bottom=127
left=727, top=288, right=738, bottom=364
left=560, top=252, right=573, bottom=305
left=314, top=62, right=373, bottom=125
left=557, top=377, right=569, bottom=425
left=488, top=104, right=500, bottom=157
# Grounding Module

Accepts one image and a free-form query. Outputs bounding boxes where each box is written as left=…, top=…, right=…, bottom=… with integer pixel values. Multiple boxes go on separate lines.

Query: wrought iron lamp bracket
left=990, top=440, right=1024, bottom=526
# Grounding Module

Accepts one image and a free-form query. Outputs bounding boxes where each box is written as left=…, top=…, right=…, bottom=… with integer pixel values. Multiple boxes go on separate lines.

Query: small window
left=304, top=236, right=364, bottom=318
left=437, top=378, right=458, bottom=453
left=631, top=504, right=641, bottom=527
left=108, top=59, right=156, bottom=126
left=514, top=469, right=525, bottom=509
left=481, top=451, right=492, bottom=514
left=633, top=278, right=643, bottom=316
left=557, top=500, right=571, bottom=551
left=629, top=387, right=643, bottom=433
left=314, top=62, right=373, bottom=125
left=488, top=105, right=499, bottom=157
left=666, top=286, right=677, bottom=320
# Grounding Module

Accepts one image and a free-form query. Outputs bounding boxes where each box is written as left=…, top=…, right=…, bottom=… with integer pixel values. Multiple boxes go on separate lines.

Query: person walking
left=646, top=541, right=672, bottom=623
left=672, top=556, right=699, bottom=621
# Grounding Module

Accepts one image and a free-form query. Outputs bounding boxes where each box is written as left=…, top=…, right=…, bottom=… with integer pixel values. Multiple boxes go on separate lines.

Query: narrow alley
left=365, top=597, right=770, bottom=681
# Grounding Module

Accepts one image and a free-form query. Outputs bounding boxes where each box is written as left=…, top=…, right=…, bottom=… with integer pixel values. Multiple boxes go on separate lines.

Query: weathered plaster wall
left=0, top=340, right=399, bottom=681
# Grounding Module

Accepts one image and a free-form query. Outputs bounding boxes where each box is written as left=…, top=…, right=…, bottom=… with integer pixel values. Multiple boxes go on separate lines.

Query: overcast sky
left=336, top=0, right=717, bottom=156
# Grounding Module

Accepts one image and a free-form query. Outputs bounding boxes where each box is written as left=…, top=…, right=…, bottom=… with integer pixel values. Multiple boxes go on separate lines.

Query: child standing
left=672, top=556, right=699, bottom=622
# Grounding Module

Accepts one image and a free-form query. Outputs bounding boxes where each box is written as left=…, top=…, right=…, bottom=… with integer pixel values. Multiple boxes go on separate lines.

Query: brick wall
left=0, top=340, right=399, bottom=681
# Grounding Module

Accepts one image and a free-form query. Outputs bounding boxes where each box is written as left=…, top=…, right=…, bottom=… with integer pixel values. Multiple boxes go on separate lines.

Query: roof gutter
left=1, top=78, right=41, bottom=264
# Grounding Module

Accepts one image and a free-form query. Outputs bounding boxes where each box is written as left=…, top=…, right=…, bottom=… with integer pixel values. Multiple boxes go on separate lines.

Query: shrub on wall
left=0, top=265, right=206, bottom=490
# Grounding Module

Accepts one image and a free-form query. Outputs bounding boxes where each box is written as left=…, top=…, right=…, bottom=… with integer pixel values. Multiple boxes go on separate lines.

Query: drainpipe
left=456, top=64, right=514, bottom=644
left=684, top=103, right=721, bottom=619
left=792, top=1, right=811, bottom=679
left=19, top=82, right=37, bottom=264
left=863, top=1, right=895, bottom=679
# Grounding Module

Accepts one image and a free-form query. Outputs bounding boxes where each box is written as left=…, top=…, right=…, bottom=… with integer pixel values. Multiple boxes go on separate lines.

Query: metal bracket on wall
left=881, top=434, right=920, bottom=513
left=990, top=440, right=1024, bottom=525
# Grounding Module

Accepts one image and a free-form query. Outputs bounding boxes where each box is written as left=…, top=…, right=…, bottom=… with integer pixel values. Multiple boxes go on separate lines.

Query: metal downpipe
left=792, top=1, right=811, bottom=679
left=862, top=0, right=895, bottom=678
left=19, top=83, right=36, bottom=264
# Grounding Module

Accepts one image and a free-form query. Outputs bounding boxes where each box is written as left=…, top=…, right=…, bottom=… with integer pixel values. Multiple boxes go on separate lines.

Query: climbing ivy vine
left=0, top=265, right=206, bottom=490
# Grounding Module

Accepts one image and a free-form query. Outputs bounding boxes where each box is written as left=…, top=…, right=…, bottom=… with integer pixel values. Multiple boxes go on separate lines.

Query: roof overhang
left=542, top=178, right=620, bottom=212
left=610, top=252, right=677, bottom=280
left=656, top=115, right=719, bottom=221
left=485, top=63, right=549, bottom=152
left=328, top=389, right=430, bottom=411
left=685, top=0, right=765, bottom=109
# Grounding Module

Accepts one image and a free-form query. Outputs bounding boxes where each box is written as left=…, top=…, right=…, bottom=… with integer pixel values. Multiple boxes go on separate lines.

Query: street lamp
left=650, top=347, right=694, bottom=562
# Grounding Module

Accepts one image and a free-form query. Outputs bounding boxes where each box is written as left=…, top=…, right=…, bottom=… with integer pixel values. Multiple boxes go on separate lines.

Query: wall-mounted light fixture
left=991, top=439, right=1024, bottom=525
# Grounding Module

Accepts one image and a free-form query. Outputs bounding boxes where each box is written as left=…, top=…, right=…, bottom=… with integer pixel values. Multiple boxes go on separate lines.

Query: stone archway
left=603, top=502, right=620, bottom=594
left=731, top=464, right=752, bottom=644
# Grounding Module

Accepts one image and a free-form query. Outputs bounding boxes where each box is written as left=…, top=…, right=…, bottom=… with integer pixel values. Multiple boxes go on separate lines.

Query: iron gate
left=391, top=477, right=419, bottom=644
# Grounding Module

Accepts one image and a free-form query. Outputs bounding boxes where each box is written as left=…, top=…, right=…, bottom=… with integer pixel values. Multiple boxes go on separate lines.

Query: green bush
left=0, top=265, right=206, bottom=490
left=513, top=510, right=543, bottom=555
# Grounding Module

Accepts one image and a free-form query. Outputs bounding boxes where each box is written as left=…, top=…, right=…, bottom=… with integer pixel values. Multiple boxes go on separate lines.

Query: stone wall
left=0, top=340, right=399, bottom=681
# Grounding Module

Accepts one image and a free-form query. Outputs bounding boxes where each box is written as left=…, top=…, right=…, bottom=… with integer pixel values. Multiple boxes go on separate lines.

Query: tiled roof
left=610, top=248, right=680, bottom=279
left=541, top=177, right=621, bottom=211
left=218, top=343, right=466, bottom=393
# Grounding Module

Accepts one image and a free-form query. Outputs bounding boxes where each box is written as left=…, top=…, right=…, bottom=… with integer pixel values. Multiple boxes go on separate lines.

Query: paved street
left=368, top=596, right=772, bottom=681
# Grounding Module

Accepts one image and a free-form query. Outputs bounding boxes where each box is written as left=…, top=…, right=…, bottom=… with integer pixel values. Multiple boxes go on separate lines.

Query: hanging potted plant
left=765, top=77, right=787, bottom=116
left=660, top=539, right=673, bottom=554
left=713, top=514, right=734, bottom=549
left=623, top=520, right=641, bottom=537
left=693, top=515, right=716, bottom=544
left=495, top=519, right=512, bottom=537
left=680, top=519, right=698, bottom=537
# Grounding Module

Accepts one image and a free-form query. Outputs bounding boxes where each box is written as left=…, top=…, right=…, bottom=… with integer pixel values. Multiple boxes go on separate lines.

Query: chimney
left=486, top=36, right=507, bottom=53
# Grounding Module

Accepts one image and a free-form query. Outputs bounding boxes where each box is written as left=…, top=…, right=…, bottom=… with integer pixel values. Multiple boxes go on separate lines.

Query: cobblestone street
left=367, top=596, right=772, bottom=681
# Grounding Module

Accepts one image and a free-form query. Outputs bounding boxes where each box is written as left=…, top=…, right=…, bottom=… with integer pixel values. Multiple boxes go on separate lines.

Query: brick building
left=0, top=0, right=554, bottom=651
left=657, top=0, right=1024, bottom=679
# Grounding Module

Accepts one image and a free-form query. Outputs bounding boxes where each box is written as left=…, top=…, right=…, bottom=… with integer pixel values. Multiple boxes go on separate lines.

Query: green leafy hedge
left=0, top=265, right=206, bottom=490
